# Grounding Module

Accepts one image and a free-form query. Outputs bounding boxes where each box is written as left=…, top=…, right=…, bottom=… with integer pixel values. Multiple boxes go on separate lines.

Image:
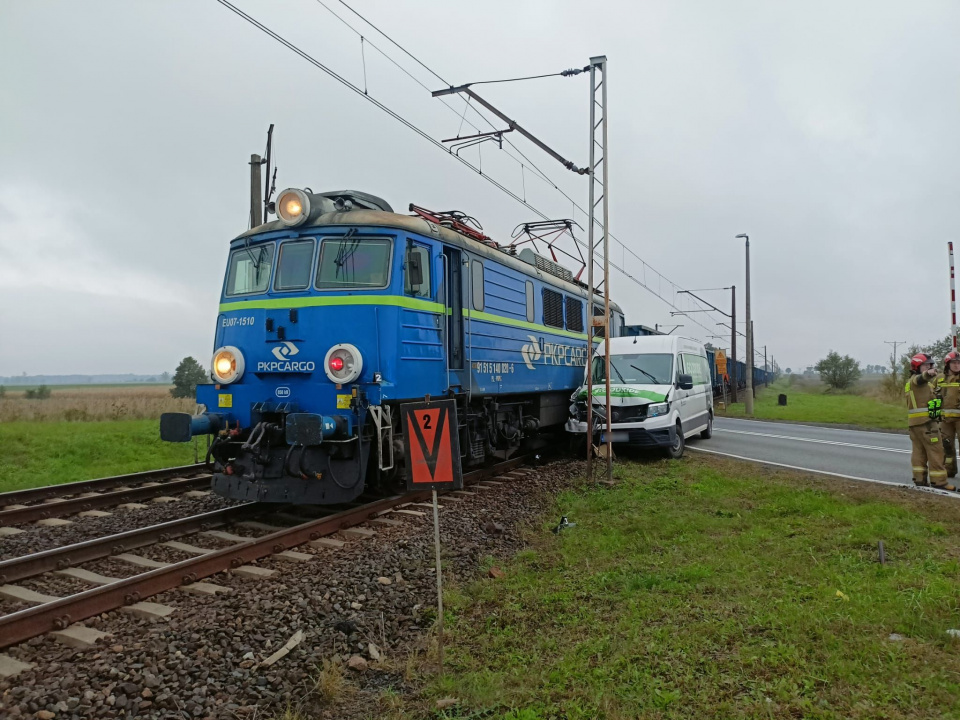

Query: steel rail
left=0, top=464, right=208, bottom=506
left=0, top=457, right=525, bottom=650
left=0, top=477, right=212, bottom=526
left=0, top=503, right=262, bottom=584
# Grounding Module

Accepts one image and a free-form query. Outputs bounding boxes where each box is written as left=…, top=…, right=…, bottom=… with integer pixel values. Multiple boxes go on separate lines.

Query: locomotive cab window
left=404, top=244, right=431, bottom=298
left=274, top=239, right=315, bottom=291
left=593, top=303, right=606, bottom=338
left=225, top=243, right=275, bottom=296
left=315, top=235, right=392, bottom=290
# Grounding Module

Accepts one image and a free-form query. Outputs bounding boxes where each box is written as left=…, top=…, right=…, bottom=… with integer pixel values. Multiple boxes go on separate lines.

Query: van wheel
left=700, top=412, right=713, bottom=439
left=666, top=421, right=685, bottom=459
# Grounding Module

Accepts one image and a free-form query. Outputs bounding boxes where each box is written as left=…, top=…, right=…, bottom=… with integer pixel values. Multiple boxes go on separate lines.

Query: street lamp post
left=735, top=234, right=753, bottom=416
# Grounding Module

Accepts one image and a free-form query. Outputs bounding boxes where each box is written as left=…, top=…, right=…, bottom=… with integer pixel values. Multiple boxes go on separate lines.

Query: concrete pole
left=250, top=153, right=263, bottom=228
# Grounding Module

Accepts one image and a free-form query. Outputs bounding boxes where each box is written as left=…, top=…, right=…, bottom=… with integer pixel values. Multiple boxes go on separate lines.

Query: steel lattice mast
left=584, top=56, right=612, bottom=483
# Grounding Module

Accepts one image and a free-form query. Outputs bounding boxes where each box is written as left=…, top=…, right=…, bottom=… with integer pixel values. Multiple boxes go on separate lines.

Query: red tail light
left=329, top=357, right=344, bottom=372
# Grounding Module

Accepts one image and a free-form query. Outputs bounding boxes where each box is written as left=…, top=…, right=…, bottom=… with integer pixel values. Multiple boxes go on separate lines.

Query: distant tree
left=161, top=371, right=171, bottom=384
left=170, top=357, right=208, bottom=398
left=815, top=351, right=861, bottom=391
left=25, top=385, right=51, bottom=400
left=785, top=367, right=792, bottom=375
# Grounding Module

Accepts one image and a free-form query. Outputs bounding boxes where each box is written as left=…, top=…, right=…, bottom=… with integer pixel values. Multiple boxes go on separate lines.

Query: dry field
left=0, top=385, right=197, bottom=422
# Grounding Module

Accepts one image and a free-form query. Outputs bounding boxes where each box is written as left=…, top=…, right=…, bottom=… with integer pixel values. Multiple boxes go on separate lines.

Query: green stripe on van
left=577, top=387, right=667, bottom=401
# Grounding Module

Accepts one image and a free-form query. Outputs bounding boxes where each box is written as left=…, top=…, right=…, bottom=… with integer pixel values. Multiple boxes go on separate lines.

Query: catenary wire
left=214, top=0, right=727, bottom=341
left=330, top=0, right=734, bottom=331
left=312, top=0, right=559, bottom=190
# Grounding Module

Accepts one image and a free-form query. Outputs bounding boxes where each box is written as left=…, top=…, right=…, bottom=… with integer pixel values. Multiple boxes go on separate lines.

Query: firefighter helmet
left=911, top=353, right=933, bottom=371
left=946, top=350, right=959, bottom=367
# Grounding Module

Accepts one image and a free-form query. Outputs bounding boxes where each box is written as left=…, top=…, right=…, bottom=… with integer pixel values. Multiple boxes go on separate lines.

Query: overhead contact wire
left=214, top=0, right=724, bottom=340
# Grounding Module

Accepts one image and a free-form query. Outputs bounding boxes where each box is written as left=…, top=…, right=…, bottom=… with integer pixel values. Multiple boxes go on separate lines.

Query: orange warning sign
left=715, top=350, right=727, bottom=375
left=400, top=399, right=463, bottom=491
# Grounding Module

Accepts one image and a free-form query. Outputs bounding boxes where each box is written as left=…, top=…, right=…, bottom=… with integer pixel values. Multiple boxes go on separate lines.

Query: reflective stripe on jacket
left=906, top=373, right=941, bottom=427
left=940, top=374, right=960, bottom=418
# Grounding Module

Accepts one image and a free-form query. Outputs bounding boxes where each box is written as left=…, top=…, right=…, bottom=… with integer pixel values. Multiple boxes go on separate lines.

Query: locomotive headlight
left=276, top=188, right=310, bottom=226
left=323, top=343, right=363, bottom=384
left=211, top=346, right=245, bottom=384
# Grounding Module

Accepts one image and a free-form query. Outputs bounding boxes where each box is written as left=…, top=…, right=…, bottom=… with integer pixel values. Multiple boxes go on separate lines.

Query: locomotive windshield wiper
left=242, top=241, right=266, bottom=271
left=333, top=228, right=360, bottom=279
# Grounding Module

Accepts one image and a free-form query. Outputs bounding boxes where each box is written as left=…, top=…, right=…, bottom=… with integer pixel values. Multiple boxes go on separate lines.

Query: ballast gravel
left=0, top=495, right=239, bottom=562
left=0, top=461, right=581, bottom=719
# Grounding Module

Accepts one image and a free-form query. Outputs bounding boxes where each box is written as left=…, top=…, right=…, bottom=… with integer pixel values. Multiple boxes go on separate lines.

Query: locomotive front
left=160, top=188, right=411, bottom=504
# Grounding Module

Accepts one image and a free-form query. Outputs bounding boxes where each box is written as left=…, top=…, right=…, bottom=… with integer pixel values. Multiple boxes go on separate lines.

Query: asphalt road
left=690, top=417, right=953, bottom=494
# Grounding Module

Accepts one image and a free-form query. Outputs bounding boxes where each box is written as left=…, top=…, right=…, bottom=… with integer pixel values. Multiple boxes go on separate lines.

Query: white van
left=565, top=335, right=713, bottom=458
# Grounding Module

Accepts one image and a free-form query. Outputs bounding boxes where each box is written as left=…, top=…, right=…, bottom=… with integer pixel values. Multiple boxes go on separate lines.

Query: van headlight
left=324, top=343, right=363, bottom=384
left=212, top=346, right=245, bottom=384
left=647, top=402, right=669, bottom=418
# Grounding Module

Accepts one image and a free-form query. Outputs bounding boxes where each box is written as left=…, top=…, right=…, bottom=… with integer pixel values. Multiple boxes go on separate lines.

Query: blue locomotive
left=161, top=188, right=624, bottom=504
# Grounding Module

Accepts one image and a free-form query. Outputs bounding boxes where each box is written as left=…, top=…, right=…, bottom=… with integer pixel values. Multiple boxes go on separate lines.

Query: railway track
left=0, top=464, right=211, bottom=526
left=0, top=457, right=528, bottom=651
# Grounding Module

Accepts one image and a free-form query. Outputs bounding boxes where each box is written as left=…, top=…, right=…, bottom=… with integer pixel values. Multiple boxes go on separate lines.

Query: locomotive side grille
left=565, top=297, right=584, bottom=332
left=543, top=289, right=564, bottom=328
left=518, top=248, right=574, bottom=282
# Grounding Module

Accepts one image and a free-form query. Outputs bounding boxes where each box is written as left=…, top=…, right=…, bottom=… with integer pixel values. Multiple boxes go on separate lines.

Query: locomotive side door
left=442, top=247, right=465, bottom=384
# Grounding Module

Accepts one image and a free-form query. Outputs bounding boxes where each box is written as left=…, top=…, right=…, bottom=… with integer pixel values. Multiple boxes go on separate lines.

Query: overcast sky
left=2, top=0, right=958, bottom=376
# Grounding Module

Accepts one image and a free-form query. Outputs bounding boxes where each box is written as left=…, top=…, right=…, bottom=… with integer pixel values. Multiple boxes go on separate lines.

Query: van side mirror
left=406, top=248, right=423, bottom=290
left=678, top=374, right=694, bottom=390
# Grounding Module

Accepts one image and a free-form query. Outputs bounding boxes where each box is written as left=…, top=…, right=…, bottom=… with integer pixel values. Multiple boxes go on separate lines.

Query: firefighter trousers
left=909, top=422, right=948, bottom=487
left=942, top=418, right=959, bottom=478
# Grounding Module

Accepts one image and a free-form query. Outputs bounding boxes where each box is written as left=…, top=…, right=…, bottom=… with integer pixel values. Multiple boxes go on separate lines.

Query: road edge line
left=687, top=446, right=959, bottom=500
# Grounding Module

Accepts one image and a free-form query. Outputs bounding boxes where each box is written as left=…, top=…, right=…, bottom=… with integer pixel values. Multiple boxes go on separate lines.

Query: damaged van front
left=565, top=335, right=713, bottom=459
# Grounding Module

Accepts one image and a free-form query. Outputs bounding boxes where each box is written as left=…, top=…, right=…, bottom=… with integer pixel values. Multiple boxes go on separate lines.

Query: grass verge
left=718, top=378, right=903, bottom=430
left=0, top=419, right=197, bottom=492
left=404, top=455, right=960, bottom=719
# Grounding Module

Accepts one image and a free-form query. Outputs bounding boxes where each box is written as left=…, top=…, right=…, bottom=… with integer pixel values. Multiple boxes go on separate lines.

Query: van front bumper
left=565, top=418, right=677, bottom=448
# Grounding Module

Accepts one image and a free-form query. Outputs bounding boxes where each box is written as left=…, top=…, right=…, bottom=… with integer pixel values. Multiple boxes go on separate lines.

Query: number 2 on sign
left=422, top=414, right=432, bottom=430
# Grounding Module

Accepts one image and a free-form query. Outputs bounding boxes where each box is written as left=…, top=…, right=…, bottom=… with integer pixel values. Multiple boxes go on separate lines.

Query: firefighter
left=906, top=353, right=954, bottom=489
left=939, top=350, right=960, bottom=478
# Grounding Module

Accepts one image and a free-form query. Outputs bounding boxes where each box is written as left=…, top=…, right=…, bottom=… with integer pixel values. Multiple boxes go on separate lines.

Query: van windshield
left=591, top=353, right=673, bottom=385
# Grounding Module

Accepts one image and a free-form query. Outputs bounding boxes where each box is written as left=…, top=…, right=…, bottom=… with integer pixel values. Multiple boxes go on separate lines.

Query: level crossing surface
left=692, top=417, right=913, bottom=488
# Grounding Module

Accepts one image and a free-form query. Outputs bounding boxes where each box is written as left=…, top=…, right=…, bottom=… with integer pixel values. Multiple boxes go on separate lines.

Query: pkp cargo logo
left=521, top=335, right=542, bottom=370
left=258, top=341, right=315, bottom=373
left=520, top=334, right=587, bottom=371
left=272, top=341, right=300, bottom=361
